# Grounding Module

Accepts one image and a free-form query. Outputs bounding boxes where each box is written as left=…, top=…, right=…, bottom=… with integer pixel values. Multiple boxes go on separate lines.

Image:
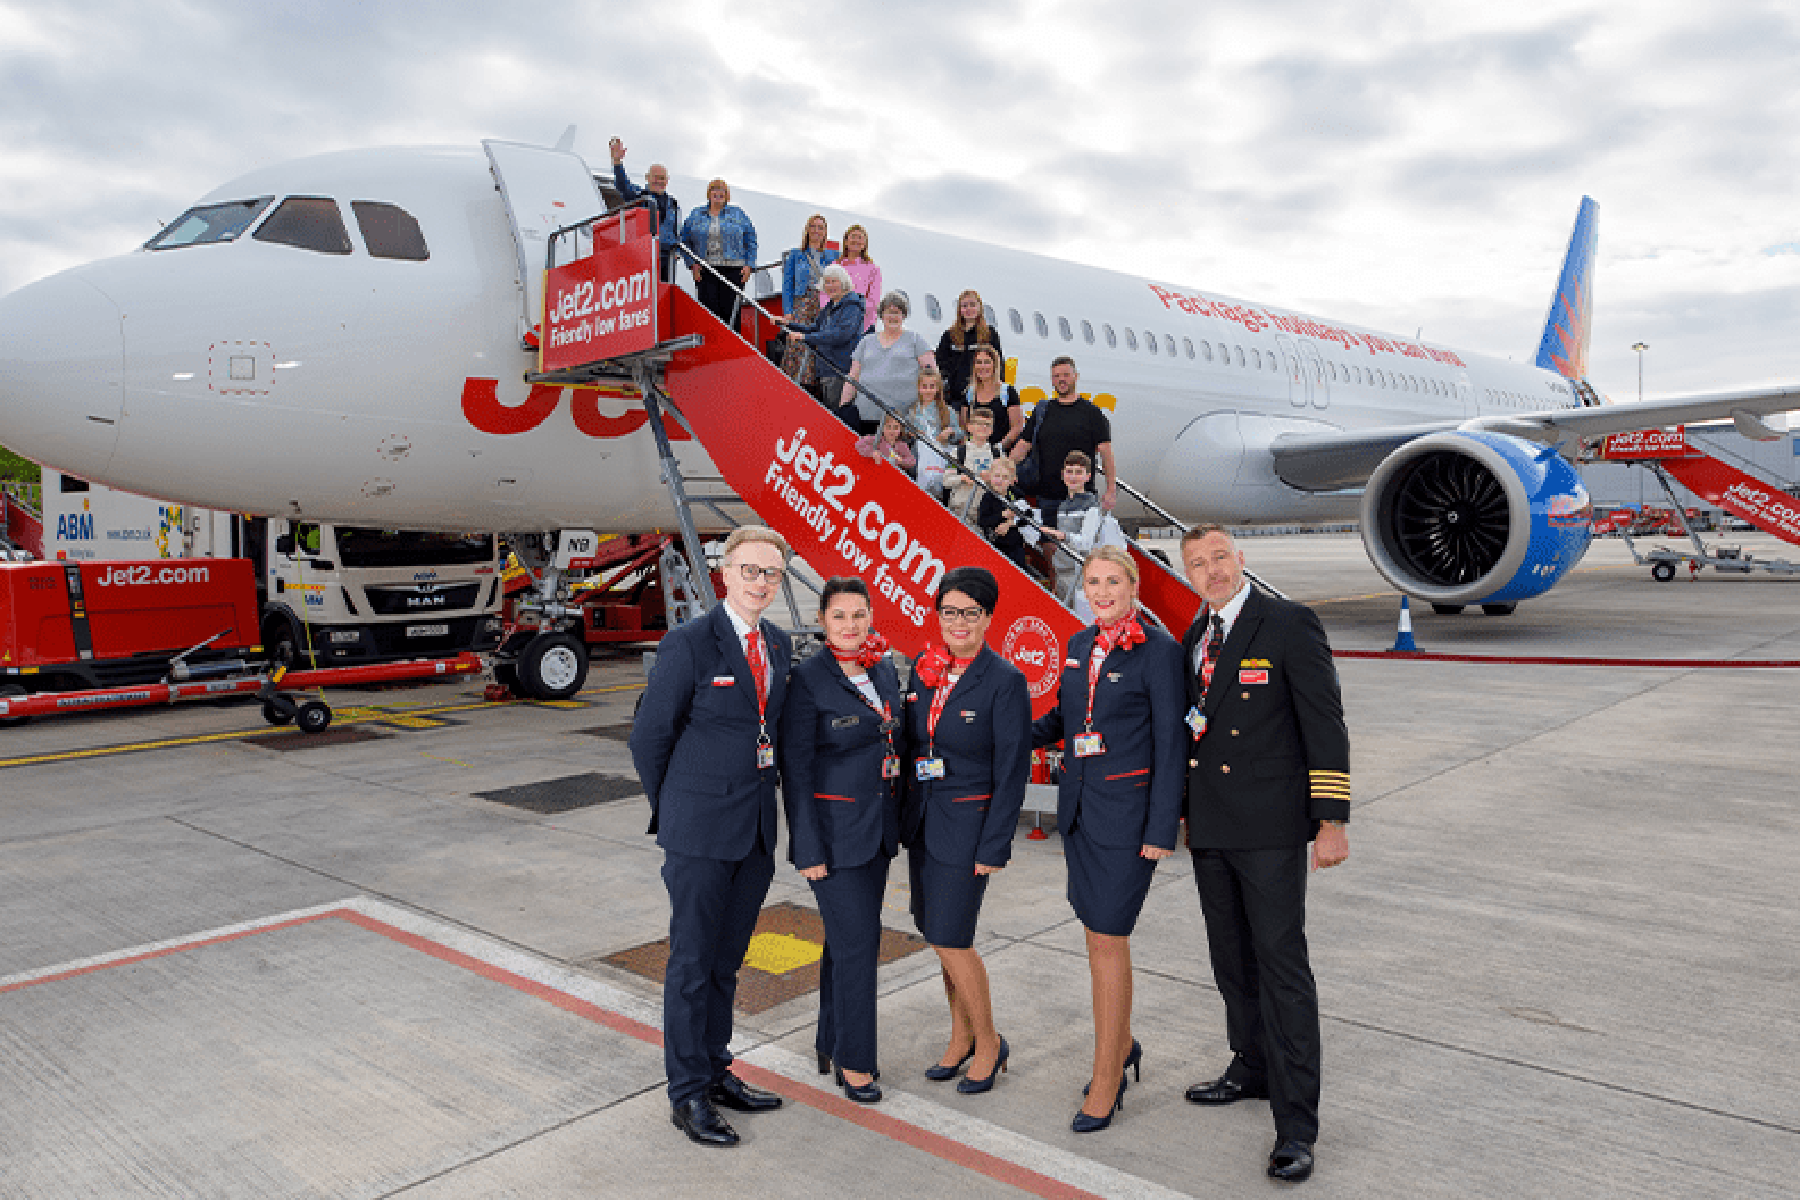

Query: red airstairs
left=529, top=213, right=1211, bottom=716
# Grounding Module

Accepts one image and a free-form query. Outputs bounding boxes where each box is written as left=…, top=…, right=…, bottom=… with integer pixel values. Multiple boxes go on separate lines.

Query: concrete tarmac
left=2, top=534, right=1797, bottom=1198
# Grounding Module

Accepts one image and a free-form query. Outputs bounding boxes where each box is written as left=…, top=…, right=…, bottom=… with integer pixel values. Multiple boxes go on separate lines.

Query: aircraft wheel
left=1431, top=603, right=1464, bottom=615
left=295, top=700, right=333, bottom=734
left=1480, top=603, right=1517, bottom=616
left=0, top=683, right=29, bottom=728
left=1651, top=562, right=1676, bottom=582
left=519, top=631, right=588, bottom=701
left=262, top=700, right=295, bottom=726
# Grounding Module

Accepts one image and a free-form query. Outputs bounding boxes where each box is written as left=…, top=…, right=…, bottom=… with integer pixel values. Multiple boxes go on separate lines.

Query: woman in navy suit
left=781, top=577, right=905, bottom=1105
left=902, top=566, right=1031, bottom=1094
left=1031, top=546, right=1186, bottom=1132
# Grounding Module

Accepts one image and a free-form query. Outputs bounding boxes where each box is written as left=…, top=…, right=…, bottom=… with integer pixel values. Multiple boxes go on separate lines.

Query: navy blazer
left=630, top=603, right=792, bottom=860
left=901, top=644, right=1032, bottom=869
left=1180, top=588, right=1350, bottom=849
left=779, top=649, right=906, bottom=872
left=1031, top=622, right=1187, bottom=850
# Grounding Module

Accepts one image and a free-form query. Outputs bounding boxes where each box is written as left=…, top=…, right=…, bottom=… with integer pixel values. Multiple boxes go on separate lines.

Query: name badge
left=916, top=757, right=946, bottom=780
left=882, top=756, right=901, bottom=780
left=757, top=743, right=776, bottom=769
left=1186, top=706, right=1208, bottom=738
left=1239, top=669, right=1269, bottom=685
left=831, top=715, right=860, bottom=729
left=1072, top=732, right=1106, bottom=757
left=710, top=675, right=735, bottom=687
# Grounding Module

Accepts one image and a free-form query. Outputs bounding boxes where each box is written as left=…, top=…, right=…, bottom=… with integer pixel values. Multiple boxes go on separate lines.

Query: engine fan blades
left=1390, top=453, right=1510, bottom=586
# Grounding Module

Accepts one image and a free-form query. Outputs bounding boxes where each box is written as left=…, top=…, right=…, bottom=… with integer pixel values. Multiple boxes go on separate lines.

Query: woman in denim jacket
left=780, top=215, right=840, bottom=396
left=679, top=178, right=759, bottom=325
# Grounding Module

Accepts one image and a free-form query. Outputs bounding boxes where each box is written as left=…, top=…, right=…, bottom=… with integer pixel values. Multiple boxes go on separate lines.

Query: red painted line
left=0, top=912, right=337, bottom=994
left=1337, top=650, right=1800, bottom=668
left=8, top=906, right=1107, bottom=1200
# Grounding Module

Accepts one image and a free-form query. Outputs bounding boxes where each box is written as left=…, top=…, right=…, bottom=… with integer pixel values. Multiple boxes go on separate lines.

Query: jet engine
left=1360, top=431, right=1593, bottom=611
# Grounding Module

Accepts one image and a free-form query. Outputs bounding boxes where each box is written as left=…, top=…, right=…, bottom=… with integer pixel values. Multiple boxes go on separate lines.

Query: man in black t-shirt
left=1009, top=356, right=1116, bottom=520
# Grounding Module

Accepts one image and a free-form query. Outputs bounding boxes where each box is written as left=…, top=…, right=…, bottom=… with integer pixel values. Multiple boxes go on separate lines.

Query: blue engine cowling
left=1360, top=431, right=1593, bottom=607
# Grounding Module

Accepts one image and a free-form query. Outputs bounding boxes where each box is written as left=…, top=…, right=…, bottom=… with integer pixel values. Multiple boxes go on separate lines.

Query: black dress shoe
left=834, top=1065, right=883, bottom=1104
left=924, top=1044, right=976, bottom=1081
left=709, top=1073, right=784, bottom=1112
left=1185, top=1073, right=1267, bottom=1105
left=1267, top=1139, right=1314, bottom=1182
left=671, top=1096, right=739, bottom=1147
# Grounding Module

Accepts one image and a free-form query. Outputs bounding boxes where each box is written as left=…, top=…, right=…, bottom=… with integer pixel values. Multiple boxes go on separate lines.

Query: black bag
left=1015, top=398, right=1047, bottom=492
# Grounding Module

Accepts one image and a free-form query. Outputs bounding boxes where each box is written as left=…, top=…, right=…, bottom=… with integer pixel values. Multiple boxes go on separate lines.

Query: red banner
left=1602, top=427, right=1695, bottom=460
left=541, top=230, right=658, bottom=373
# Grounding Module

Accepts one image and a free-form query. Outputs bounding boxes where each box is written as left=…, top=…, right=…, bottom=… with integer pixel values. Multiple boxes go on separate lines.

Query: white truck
left=40, top=470, right=503, bottom=666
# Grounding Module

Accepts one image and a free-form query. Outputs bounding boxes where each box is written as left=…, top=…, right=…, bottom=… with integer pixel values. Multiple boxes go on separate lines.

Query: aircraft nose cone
left=0, top=268, right=126, bottom=476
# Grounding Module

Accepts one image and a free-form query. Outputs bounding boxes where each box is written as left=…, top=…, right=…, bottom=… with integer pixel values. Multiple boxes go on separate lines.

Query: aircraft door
left=1298, top=340, right=1331, bottom=410
left=1274, top=335, right=1308, bottom=408
left=1456, top=373, right=1475, bottom=417
left=482, top=140, right=606, bottom=349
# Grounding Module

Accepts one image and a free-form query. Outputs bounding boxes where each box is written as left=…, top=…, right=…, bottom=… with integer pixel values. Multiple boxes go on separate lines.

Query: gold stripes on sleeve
left=1309, top=769, right=1351, bottom=801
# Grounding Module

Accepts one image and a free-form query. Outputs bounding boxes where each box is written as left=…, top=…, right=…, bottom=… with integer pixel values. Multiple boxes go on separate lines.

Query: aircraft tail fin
left=1534, top=196, right=1598, bottom=380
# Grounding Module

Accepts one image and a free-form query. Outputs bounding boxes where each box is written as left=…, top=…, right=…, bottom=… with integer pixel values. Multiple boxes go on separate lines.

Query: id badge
left=1072, top=732, right=1106, bottom=757
left=916, top=757, right=946, bottom=781
left=882, top=755, right=901, bottom=780
left=757, top=742, right=776, bottom=769
left=1186, top=706, right=1208, bottom=739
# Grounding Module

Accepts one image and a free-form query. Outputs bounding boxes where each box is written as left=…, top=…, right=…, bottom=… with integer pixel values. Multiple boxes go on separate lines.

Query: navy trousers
left=809, top=854, right=891, bottom=1074
left=1191, top=846, right=1321, bottom=1143
left=661, top=842, right=776, bottom=1105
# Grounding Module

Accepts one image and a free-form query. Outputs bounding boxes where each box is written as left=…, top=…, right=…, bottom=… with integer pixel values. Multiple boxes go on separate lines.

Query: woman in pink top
left=834, top=225, right=883, bottom=332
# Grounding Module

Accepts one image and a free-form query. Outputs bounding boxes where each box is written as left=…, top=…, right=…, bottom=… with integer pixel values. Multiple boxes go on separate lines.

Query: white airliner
left=0, top=136, right=1795, bottom=615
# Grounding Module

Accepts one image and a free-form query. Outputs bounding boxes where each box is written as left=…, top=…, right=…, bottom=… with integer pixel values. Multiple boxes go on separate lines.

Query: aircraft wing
left=1271, top=384, right=1800, bottom=492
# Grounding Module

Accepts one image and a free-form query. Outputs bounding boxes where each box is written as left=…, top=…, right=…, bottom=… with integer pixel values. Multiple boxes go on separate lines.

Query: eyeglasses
left=937, top=605, right=987, bottom=623
left=736, top=564, right=786, bottom=584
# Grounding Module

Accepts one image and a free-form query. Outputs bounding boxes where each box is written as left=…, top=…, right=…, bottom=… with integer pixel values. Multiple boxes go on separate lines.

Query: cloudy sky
left=3, top=0, right=1796, bottom=397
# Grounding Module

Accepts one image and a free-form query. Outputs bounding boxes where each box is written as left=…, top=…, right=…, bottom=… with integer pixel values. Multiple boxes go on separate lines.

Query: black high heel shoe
left=817, top=1051, right=831, bottom=1076
left=1085, top=1039, right=1143, bottom=1096
left=834, top=1065, right=883, bottom=1104
left=956, top=1037, right=1009, bottom=1094
left=1072, top=1072, right=1127, bottom=1133
left=924, top=1044, right=976, bottom=1082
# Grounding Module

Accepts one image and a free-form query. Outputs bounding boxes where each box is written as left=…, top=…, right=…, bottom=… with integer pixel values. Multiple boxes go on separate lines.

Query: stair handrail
left=1684, top=426, right=1799, bottom=490
left=1110, top=477, right=1288, bottom=601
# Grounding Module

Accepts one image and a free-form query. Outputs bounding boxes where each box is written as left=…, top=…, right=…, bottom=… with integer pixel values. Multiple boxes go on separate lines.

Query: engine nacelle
left=1360, top=431, right=1593, bottom=607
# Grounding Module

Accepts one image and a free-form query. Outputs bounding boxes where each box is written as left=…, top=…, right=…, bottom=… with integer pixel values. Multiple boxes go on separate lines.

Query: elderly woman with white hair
left=844, top=292, right=936, bottom=436
left=778, top=264, right=868, bottom=423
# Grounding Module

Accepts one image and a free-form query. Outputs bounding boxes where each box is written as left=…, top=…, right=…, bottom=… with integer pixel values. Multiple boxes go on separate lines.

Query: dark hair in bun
left=936, top=566, right=999, bottom=614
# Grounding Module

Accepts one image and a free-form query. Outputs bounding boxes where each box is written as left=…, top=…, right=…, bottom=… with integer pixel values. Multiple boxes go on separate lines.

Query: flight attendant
left=629, top=526, right=793, bottom=1148
left=902, top=566, right=1031, bottom=1094
left=780, top=577, right=906, bottom=1105
left=1031, top=546, right=1186, bottom=1131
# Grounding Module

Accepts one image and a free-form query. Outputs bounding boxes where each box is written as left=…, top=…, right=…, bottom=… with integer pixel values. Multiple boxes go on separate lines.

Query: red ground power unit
left=0, top=558, right=261, bottom=690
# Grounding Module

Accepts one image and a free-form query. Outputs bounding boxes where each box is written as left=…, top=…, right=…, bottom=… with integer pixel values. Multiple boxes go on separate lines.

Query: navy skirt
left=908, top=844, right=990, bottom=949
left=1064, top=823, right=1158, bottom=937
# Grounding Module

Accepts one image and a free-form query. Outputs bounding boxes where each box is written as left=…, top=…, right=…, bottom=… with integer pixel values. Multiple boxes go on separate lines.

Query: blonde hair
left=915, top=366, right=954, bottom=430
left=705, top=177, right=732, bottom=203
left=722, top=525, right=789, bottom=561
left=949, top=288, right=995, bottom=348
left=1082, top=545, right=1139, bottom=587
left=799, top=213, right=828, bottom=251
left=841, top=223, right=873, bottom=264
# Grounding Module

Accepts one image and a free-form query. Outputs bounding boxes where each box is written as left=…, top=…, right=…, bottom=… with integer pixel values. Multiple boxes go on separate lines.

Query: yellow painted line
left=0, top=729, right=275, bottom=769
left=419, top=752, right=473, bottom=768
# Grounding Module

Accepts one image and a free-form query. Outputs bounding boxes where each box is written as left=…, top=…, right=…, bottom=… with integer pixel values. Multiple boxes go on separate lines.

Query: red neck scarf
left=830, top=631, right=890, bottom=671
left=913, top=643, right=977, bottom=689
left=1095, top=611, right=1146, bottom=656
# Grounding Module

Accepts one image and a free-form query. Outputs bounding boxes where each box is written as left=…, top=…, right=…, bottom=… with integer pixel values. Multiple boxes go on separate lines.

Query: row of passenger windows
left=912, top=291, right=1481, bottom=397
left=146, top=195, right=430, bottom=261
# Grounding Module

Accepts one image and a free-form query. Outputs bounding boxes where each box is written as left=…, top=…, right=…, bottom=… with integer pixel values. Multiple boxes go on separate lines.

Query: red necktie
left=1200, top=613, right=1224, bottom=699
left=746, top=628, right=769, bottom=714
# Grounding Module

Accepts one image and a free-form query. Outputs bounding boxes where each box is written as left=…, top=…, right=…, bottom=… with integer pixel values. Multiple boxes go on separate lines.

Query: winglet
left=1534, top=196, right=1598, bottom=380
left=554, top=125, right=578, bottom=153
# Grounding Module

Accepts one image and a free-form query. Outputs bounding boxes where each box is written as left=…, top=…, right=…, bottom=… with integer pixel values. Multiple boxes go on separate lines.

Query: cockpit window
left=144, top=197, right=275, bottom=250
left=351, top=201, right=430, bottom=261
left=252, top=197, right=353, bottom=255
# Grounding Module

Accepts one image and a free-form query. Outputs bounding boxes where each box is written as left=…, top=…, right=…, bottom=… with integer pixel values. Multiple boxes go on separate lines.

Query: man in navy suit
left=630, top=526, right=794, bottom=1147
left=1179, top=525, right=1350, bottom=1184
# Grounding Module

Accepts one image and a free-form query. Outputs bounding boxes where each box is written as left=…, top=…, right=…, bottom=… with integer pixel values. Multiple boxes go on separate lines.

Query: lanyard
left=925, top=664, right=970, bottom=754
left=845, top=668, right=897, bottom=760
left=1083, top=641, right=1108, bottom=732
